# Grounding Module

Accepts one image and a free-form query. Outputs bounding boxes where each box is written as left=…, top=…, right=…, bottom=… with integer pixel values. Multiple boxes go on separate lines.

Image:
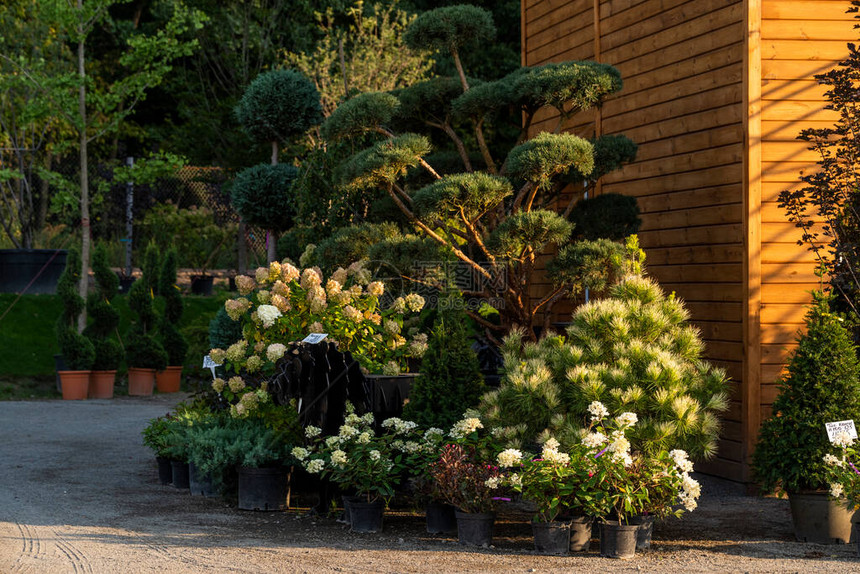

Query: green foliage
left=512, top=61, right=623, bottom=116
left=402, top=296, right=486, bottom=429
left=234, top=69, right=323, bottom=144
left=231, top=163, right=299, bottom=232
left=209, top=307, right=244, bottom=350
left=311, top=222, right=401, bottom=273
left=582, top=134, right=639, bottom=183
left=488, top=210, right=573, bottom=258
left=158, top=248, right=187, bottom=366
left=392, top=76, right=475, bottom=129
left=338, top=133, right=432, bottom=191
left=548, top=239, right=628, bottom=298
left=284, top=1, right=434, bottom=118
left=568, top=193, right=642, bottom=241
left=125, top=244, right=167, bottom=369
left=320, top=92, right=400, bottom=140
left=84, top=244, right=123, bottom=370
left=413, top=173, right=512, bottom=221
left=481, top=262, right=730, bottom=460
left=404, top=4, right=495, bottom=54
left=506, top=132, right=594, bottom=189
left=56, top=248, right=94, bottom=371
left=753, top=293, right=860, bottom=492
left=142, top=415, right=173, bottom=459
left=141, top=204, right=237, bottom=275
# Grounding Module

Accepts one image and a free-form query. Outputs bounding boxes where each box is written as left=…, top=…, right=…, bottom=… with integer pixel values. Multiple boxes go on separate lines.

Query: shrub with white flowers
left=209, top=259, right=428, bottom=376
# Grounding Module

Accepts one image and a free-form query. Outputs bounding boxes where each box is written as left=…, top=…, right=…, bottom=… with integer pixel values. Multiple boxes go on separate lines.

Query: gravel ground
left=0, top=395, right=858, bottom=574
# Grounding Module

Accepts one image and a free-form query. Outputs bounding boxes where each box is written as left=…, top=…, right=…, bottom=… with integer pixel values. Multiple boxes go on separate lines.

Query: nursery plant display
left=156, top=247, right=187, bottom=393
left=55, top=247, right=95, bottom=399
left=84, top=245, right=123, bottom=398
left=480, top=240, right=730, bottom=461
left=124, top=244, right=168, bottom=395
left=319, top=4, right=640, bottom=339
left=209, top=259, right=428, bottom=376
left=753, top=292, right=860, bottom=544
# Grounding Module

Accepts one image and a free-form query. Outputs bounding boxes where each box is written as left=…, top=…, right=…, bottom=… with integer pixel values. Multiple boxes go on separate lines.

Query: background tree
left=233, top=68, right=323, bottom=262
left=320, top=4, right=638, bottom=338
left=0, top=0, right=204, bottom=328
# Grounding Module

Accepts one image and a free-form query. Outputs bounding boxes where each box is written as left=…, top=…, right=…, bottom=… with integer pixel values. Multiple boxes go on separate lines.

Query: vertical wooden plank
left=522, top=0, right=528, bottom=66
left=593, top=0, right=604, bottom=196
left=743, top=0, right=762, bottom=485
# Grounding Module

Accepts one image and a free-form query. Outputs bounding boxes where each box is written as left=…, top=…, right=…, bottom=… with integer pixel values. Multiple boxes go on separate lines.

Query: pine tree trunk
left=268, top=141, right=278, bottom=263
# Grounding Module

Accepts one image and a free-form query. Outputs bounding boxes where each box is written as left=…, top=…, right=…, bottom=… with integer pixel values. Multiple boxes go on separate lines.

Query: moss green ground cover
left=0, top=292, right=226, bottom=398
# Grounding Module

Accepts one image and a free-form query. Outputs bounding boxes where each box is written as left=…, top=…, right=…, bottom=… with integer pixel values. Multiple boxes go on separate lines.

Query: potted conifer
left=753, top=292, right=860, bottom=544
left=84, top=245, right=123, bottom=398
left=55, top=247, right=95, bottom=399
left=125, top=244, right=168, bottom=395
left=156, top=247, right=187, bottom=392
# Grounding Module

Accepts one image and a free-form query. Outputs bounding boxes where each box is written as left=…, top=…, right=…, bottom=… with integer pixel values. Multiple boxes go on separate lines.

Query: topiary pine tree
left=125, top=244, right=168, bottom=371
left=480, top=240, right=730, bottom=460
left=752, top=291, right=860, bottom=493
left=84, top=245, right=123, bottom=371
left=56, top=247, right=95, bottom=371
left=234, top=68, right=324, bottom=262
left=158, top=247, right=187, bottom=367
left=402, top=294, right=486, bottom=429
left=319, top=4, right=639, bottom=340
left=230, top=163, right=300, bottom=254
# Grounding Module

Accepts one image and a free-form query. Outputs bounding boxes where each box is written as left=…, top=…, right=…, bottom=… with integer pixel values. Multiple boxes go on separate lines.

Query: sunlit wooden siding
left=758, top=1, right=856, bottom=421
left=522, top=0, right=857, bottom=483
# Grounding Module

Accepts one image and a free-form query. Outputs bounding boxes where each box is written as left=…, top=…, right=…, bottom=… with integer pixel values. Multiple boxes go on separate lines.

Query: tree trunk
left=77, top=6, right=90, bottom=333
left=268, top=141, right=278, bottom=263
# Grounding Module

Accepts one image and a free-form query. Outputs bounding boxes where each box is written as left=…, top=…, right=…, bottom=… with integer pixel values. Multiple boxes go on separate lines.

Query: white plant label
left=302, top=333, right=328, bottom=344
left=202, top=354, right=222, bottom=380
left=826, top=420, right=858, bottom=443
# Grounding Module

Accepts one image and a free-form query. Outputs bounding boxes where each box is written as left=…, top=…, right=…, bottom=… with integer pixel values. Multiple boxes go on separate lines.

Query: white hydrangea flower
left=834, top=431, right=855, bottom=448
left=367, top=281, right=384, bottom=296
left=582, top=432, right=607, bottom=448
left=357, top=432, right=371, bottom=444
left=325, top=436, right=341, bottom=448
left=543, top=449, right=571, bottom=465
left=831, top=482, right=845, bottom=498
left=339, top=425, right=359, bottom=440
left=497, top=449, right=523, bottom=468
left=392, top=297, right=407, bottom=314
left=508, top=473, right=522, bottom=487
left=361, top=412, right=376, bottom=425
left=291, top=447, right=309, bottom=461
left=369, top=450, right=381, bottom=461
left=266, top=343, right=287, bottom=362
left=257, top=304, right=282, bottom=328
left=331, top=450, right=348, bottom=467
left=404, top=293, right=425, bottom=312
left=615, top=412, right=638, bottom=428
left=484, top=477, right=501, bottom=489
left=612, top=452, right=633, bottom=467
left=544, top=437, right=560, bottom=452
left=305, top=425, right=322, bottom=438
left=449, top=417, right=483, bottom=439
left=305, top=459, right=325, bottom=474
left=588, top=401, right=609, bottom=422
left=424, top=428, right=444, bottom=442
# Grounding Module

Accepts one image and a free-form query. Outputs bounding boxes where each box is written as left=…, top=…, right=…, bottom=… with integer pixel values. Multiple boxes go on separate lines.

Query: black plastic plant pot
left=0, top=249, right=67, bottom=294
left=238, top=466, right=288, bottom=511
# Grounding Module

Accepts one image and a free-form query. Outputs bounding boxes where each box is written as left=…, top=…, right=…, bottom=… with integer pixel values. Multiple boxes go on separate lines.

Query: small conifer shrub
left=158, top=247, right=188, bottom=366
left=753, top=292, right=860, bottom=493
left=402, top=295, right=486, bottom=429
left=56, top=248, right=95, bottom=371
left=84, top=245, right=123, bottom=371
left=125, top=244, right=168, bottom=371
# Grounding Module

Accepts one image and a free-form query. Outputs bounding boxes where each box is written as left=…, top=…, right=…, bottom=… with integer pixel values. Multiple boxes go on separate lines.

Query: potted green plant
left=402, top=293, right=485, bottom=429
left=298, top=404, right=408, bottom=532
left=156, top=247, right=187, bottom=392
left=427, top=414, right=508, bottom=546
left=125, top=244, right=168, bottom=395
left=84, top=244, right=123, bottom=398
left=55, top=247, right=95, bottom=399
left=753, top=292, right=860, bottom=544
left=142, top=415, right=175, bottom=485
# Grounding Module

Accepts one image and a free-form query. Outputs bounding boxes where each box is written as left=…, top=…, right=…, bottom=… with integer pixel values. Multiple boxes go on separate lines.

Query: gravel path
left=0, top=395, right=858, bottom=573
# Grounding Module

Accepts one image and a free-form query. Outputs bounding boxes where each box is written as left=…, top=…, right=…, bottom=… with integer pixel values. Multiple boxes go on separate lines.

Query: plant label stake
left=302, top=333, right=328, bottom=344
left=826, top=420, right=858, bottom=443
left=202, top=354, right=222, bottom=380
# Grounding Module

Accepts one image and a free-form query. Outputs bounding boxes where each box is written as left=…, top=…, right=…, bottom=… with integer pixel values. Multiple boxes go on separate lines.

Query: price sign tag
left=826, top=420, right=858, bottom=443
left=202, top=354, right=222, bottom=380
left=302, top=333, right=328, bottom=344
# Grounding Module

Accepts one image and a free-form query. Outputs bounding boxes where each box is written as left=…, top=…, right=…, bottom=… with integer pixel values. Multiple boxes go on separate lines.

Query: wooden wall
left=524, top=0, right=748, bottom=481
left=758, top=1, right=856, bottom=419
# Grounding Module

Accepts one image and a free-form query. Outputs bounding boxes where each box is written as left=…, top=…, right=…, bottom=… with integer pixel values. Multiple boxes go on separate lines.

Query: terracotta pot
left=155, top=366, right=183, bottom=393
left=127, top=367, right=156, bottom=396
left=88, top=370, right=116, bottom=399
left=58, top=370, right=90, bottom=400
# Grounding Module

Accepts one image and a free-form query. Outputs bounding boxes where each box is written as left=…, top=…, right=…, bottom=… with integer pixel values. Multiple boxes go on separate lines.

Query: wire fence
left=48, top=159, right=270, bottom=274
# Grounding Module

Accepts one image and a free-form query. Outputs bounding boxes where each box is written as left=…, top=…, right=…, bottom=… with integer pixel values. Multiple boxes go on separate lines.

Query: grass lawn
left=0, top=291, right=228, bottom=397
